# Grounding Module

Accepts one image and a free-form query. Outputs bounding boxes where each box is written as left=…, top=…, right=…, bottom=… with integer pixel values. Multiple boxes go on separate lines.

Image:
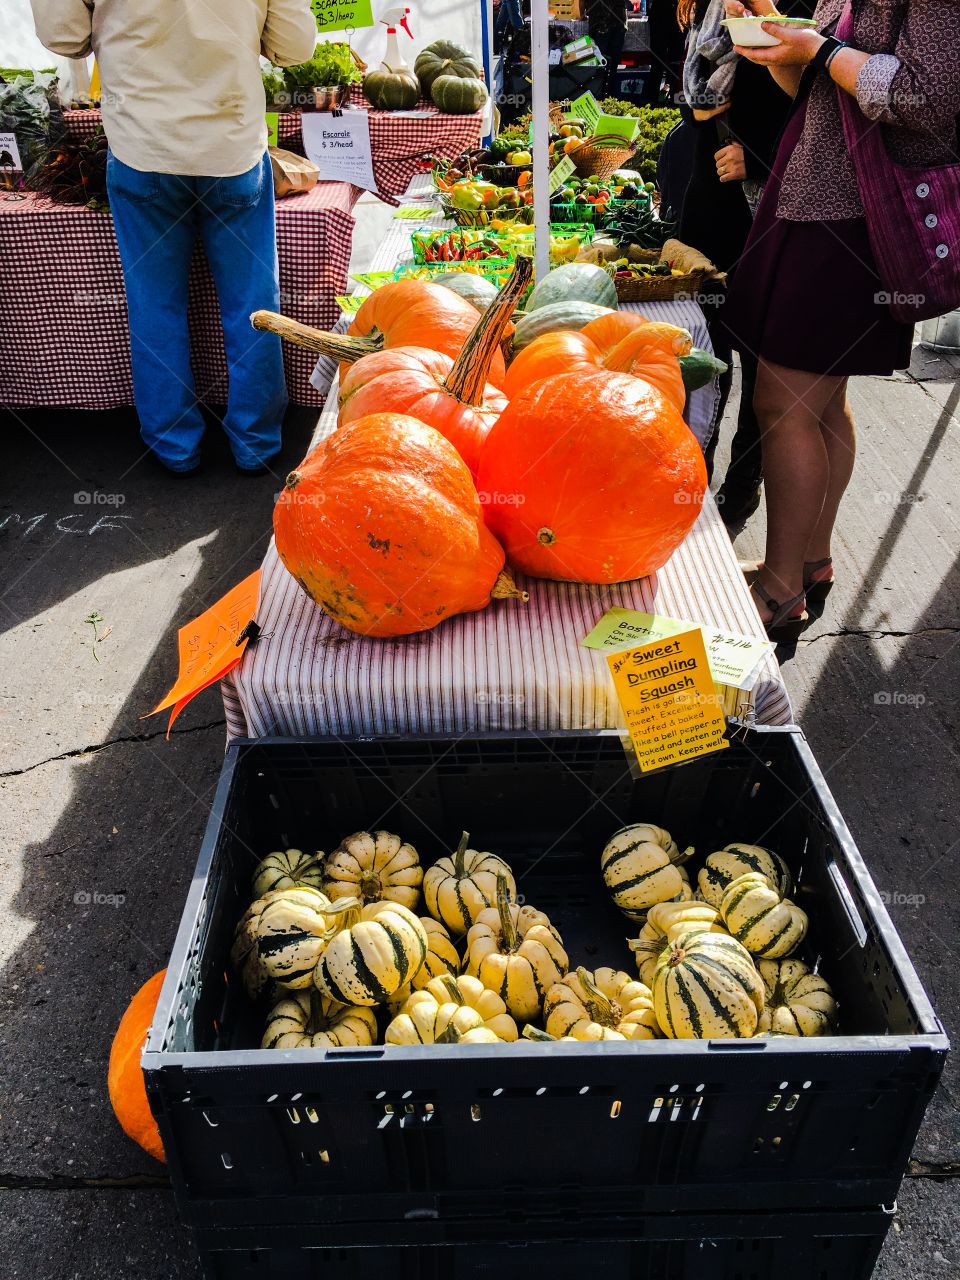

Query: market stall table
left=0, top=182, right=360, bottom=409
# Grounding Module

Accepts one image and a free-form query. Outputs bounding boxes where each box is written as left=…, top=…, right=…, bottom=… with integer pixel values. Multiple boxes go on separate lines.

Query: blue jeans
left=106, top=152, right=287, bottom=472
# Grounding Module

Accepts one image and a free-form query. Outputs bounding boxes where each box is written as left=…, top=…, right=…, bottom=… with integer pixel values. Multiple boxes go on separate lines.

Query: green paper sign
left=336, top=294, right=365, bottom=314
left=568, top=91, right=639, bottom=144
left=549, top=155, right=576, bottom=194
left=311, top=0, right=374, bottom=31
left=265, top=112, right=279, bottom=148
left=350, top=270, right=395, bottom=289
left=394, top=204, right=438, bottom=218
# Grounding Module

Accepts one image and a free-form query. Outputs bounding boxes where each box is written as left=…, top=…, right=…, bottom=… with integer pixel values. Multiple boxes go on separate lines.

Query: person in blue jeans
left=32, top=0, right=317, bottom=474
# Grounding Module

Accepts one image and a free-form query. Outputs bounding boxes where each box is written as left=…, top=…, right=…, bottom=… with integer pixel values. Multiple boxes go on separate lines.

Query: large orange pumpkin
left=476, top=368, right=707, bottom=583
left=274, top=413, right=526, bottom=636
left=338, top=258, right=532, bottom=478
left=251, top=280, right=507, bottom=387
left=503, top=315, right=692, bottom=412
left=108, top=969, right=166, bottom=1163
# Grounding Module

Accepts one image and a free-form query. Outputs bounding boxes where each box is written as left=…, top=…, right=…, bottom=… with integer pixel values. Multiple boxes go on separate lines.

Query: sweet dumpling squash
left=719, top=873, right=808, bottom=959
left=313, top=900, right=428, bottom=1006
left=653, top=930, right=765, bottom=1039
left=324, top=830, right=423, bottom=911
left=601, top=823, right=694, bottom=921
left=262, top=989, right=377, bottom=1050
left=544, top=967, right=659, bottom=1041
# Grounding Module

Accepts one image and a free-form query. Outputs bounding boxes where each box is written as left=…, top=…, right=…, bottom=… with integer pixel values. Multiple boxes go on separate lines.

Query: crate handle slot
left=827, top=859, right=868, bottom=947
left=707, top=1040, right=766, bottom=1051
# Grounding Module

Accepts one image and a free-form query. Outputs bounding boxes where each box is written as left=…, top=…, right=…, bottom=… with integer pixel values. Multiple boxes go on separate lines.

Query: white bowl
left=721, top=15, right=817, bottom=47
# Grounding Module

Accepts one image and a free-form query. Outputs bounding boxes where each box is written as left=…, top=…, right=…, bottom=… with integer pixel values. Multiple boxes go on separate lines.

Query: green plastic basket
left=410, top=227, right=514, bottom=266
left=392, top=261, right=517, bottom=287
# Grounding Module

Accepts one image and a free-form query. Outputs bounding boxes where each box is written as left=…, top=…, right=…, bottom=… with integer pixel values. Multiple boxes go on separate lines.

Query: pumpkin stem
left=536, top=528, right=556, bottom=547
left=444, top=255, right=533, bottom=406
left=437, top=973, right=463, bottom=1005
left=522, top=1024, right=557, bottom=1042
left=436, top=1019, right=462, bottom=1045
left=576, top=966, right=617, bottom=1027
left=495, top=873, right=519, bottom=954
left=325, top=895, right=363, bottom=934
left=453, top=831, right=470, bottom=878
left=490, top=569, right=529, bottom=603
left=307, top=988, right=329, bottom=1035
left=250, top=310, right=382, bottom=363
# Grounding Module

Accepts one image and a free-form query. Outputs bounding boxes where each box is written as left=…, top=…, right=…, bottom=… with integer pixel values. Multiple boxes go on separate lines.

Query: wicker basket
left=614, top=267, right=709, bottom=304
left=439, top=195, right=534, bottom=228
left=569, top=133, right=636, bottom=180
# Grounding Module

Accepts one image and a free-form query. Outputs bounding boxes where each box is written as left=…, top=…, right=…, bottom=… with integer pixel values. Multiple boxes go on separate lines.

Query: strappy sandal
left=741, top=557, right=835, bottom=604
left=748, top=580, right=809, bottom=643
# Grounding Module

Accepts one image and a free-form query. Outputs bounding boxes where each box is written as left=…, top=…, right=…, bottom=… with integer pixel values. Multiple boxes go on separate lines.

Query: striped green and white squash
left=252, top=848, right=324, bottom=899
left=653, top=929, right=764, bottom=1039
left=386, top=973, right=518, bottom=1044
left=254, top=887, right=355, bottom=990
left=231, top=892, right=278, bottom=999
left=323, top=829, right=423, bottom=911
left=262, top=988, right=377, bottom=1050
left=464, top=875, right=567, bottom=1023
left=386, top=917, right=462, bottom=1011
left=628, top=900, right=727, bottom=987
left=719, top=872, right=808, bottom=959
left=313, top=900, right=428, bottom=1006
left=756, top=959, right=837, bottom=1036
left=698, top=843, right=792, bottom=908
left=600, top=823, right=695, bottom=921
left=544, top=966, right=659, bottom=1042
left=423, top=831, right=516, bottom=936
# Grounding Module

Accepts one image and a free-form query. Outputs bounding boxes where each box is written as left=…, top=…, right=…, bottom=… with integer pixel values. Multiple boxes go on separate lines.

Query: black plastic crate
left=144, top=729, right=946, bottom=1232
left=194, top=1207, right=893, bottom=1280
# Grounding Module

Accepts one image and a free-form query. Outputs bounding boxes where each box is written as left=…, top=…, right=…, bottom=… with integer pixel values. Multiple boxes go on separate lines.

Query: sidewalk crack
left=0, top=720, right=225, bottom=780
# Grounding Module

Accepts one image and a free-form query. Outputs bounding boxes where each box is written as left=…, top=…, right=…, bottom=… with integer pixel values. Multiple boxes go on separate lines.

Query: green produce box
left=392, top=261, right=517, bottom=288
left=410, top=228, right=514, bottom=266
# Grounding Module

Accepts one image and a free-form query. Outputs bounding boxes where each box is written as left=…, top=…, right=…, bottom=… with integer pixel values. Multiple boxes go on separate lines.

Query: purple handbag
left=835, top=3, right=960, bottom=323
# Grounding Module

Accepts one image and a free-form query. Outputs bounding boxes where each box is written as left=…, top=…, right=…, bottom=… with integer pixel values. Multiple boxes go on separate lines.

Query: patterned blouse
left=778, top=0, right=960, bottom=221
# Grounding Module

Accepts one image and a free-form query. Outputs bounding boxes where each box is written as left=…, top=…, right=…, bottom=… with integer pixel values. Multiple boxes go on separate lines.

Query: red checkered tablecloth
left=0, top=182, right=358, bottom=410
left=64, top=92, right=483, bottom=205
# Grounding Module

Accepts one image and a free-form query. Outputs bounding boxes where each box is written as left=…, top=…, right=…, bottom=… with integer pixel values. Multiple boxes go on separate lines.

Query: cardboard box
left=550, top=0, right=583, bottom=18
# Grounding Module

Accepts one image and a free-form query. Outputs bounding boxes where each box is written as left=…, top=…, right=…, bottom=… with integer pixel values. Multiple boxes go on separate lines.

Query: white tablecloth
left=221, top=180, right=791, bottom=740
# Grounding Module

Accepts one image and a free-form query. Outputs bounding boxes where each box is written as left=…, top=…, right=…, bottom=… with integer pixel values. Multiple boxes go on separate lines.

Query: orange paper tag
left=147, top=570, right=262, bottom=734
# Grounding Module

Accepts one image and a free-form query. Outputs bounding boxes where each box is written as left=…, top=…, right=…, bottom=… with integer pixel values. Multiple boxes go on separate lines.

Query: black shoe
left=235, top=461, right=273, bottom=476
left=717, top=483, right=762, bottom=527
left=148, top=453, right=202, bottom=477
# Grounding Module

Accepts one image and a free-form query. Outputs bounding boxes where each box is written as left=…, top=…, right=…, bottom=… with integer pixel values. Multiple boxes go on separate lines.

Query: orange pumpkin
left=348, top=280, right=508, bottom=387
left=108, top=969, right=166, bottom=1163
left=503, top=315, right=692, bottom=413
left=338, top=258, right=532, bottom=478
left=251, top=280, right=508, bottom=387
left=274, top=413, right=526, bottom=636
left=477, top=368, right=706, bottom=583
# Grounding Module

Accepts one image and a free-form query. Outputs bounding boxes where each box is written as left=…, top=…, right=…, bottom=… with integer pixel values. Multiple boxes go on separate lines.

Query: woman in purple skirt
left=720, top=0, right=960, bottom=639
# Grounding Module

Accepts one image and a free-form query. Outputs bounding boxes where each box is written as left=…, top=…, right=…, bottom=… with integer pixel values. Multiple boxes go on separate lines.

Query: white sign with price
left=301, top=109, right=377, bottom=193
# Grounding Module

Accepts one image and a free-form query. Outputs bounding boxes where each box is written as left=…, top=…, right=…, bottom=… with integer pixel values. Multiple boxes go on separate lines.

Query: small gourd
left=423, top=831, right=516, bottom=936
left=756, top=959, right=838, bottom=1036
left=262, top=989, right=378, bottom=1050
left=386, top=973, right=518, bottom=1045
left=248, top=887, right=356, bottom=991
left=628, top=900, right=726, bottom=987
left=313, top=900, right=428, bottom=1006
left=464, top=875, right=568, bottom=1022
left=600, top=823, right=695, bottom=921
left=653, top=930, right=765, bottom=1039
left=698, top=843, right=792, bottom=908
left=252, top=848, right=324, bottom=898
left=719, top=872, right=809, bottom=959
left=544, top=966, right=659, bottom=1041
left=323, top=830, right=423, bottom=911
left=386, top=917, right=462, bottom=1010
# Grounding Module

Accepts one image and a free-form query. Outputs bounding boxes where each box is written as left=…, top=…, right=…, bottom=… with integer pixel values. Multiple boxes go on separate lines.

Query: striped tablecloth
left=0, top=183, right=359, bottom=410
left=221, top=414, right=791, bottom=740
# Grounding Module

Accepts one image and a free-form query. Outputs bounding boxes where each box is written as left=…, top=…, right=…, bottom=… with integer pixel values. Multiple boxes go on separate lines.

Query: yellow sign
left=607, top=628, right=729, bottom=773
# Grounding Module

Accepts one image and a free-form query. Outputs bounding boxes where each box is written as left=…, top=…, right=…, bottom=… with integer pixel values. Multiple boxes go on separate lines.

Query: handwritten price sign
left=311, top=0, right=374, bottom=31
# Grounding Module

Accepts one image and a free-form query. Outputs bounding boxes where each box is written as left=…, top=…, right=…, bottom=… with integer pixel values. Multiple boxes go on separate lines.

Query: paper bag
left=268, top=146, right=319, bottom=198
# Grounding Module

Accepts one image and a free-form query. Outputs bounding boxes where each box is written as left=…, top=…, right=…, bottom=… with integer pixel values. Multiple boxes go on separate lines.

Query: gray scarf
left=682, top=0, right=739, bottom=113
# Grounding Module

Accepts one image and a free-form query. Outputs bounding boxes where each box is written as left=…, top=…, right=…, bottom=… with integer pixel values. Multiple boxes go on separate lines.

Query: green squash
left=363, top=64, right=420, bottom=111
left=433, top=272, right=502, bottom=313
left=415, top=40, right=482, bottom=94
left=511, top=301, right=614, bottom=353
left=527, top=263, right=618, bottom=313
left=679, top=348, right=728, bottom=391
left=431, top=74, right=488, bottom=115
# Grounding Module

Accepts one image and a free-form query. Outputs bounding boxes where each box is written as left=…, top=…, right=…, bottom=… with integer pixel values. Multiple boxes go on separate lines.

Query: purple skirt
left=721, top=91, right=913, bottom=377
